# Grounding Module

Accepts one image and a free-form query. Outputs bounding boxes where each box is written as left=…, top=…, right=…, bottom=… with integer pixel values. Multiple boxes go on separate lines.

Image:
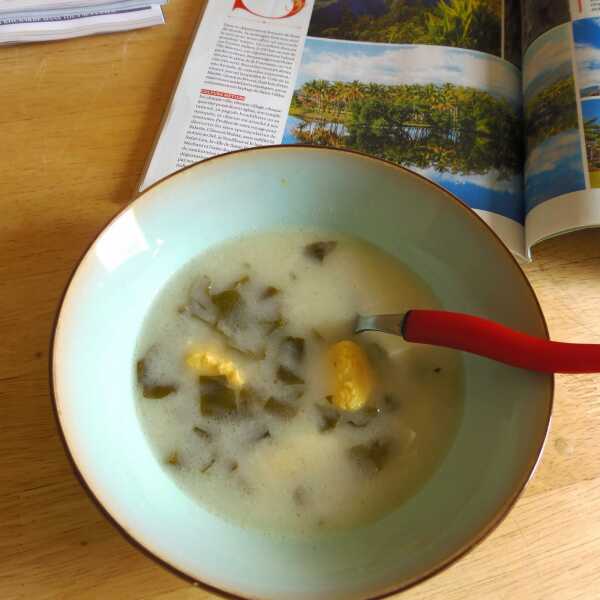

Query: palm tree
left=331, top=81, right=347, bottom=136
left=345, top=80, right=364, bottom=109
left=313, top=79, right=330, bottom=116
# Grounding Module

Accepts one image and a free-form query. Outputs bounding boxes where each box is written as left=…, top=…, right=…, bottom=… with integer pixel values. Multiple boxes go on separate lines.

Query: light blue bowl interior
left=55, top=147, right=552, bottom=600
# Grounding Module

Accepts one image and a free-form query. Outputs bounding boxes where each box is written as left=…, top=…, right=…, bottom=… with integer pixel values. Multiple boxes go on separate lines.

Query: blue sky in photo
left=573, top=17, right=600, bottom=46
left=574, top=18, right=600, bottom=93
left=297, top=37, right=521, bottom=104
left=523, top=23, right=573, bottom=103
left=525, top=129, right=586, bottom=212
left=582, top=97, right=600, bottom=122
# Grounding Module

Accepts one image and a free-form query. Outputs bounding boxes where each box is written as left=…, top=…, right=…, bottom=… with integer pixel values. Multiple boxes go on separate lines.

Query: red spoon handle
left=403, top=309, right=600, bottom=373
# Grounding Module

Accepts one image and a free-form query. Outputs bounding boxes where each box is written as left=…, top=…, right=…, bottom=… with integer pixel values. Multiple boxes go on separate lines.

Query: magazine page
left=139, top=0, right=527, bottom=258
left=522, top=0, right=600, bottom=250
left=139, top=0, right=316, bottom=191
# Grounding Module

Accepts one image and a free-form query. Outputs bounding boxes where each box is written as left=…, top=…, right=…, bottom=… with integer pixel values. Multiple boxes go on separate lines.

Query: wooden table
left=2, top=2, right=600, bottom=597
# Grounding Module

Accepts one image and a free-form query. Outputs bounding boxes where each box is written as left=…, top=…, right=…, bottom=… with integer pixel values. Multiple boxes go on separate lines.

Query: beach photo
left=306, top=0, right=502, bottom=57
left=574, top=17, right=600, bottom=99
left=284, top=37, right=523, bottom=222
left=582, top=99, right=600, bottom=186
left=521, top=0, right=570, bottom=51
left=523, top=24, right=585, bottom=211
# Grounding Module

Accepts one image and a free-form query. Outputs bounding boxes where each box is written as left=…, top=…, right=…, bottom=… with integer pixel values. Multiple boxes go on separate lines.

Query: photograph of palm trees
left=521, top=0, right=570, bottom=52
left=574, top=18, right=600, bottom=99
left=307, top=0, right=502, bottom=57
left=582, top=100, right=600, bottom=186
left=523, top=24, right=585, bottom=212
left=283, top=37, right=523, bottom=222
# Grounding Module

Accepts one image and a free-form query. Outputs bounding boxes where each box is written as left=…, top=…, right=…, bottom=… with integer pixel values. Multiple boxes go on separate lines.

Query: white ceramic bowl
left=52, top=146, right=552, bottom=599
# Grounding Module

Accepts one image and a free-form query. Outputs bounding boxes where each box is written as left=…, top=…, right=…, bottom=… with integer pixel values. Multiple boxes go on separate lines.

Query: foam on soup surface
left=136, top=231, right=463, bottom=535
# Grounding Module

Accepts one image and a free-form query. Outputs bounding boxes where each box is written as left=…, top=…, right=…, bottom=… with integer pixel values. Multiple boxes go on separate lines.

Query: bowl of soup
left=52, top=146, right=552, bottom=599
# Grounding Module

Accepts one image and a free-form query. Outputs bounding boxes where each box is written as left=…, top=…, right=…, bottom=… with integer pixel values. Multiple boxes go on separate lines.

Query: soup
left=136, top=230, right=463, bottom=536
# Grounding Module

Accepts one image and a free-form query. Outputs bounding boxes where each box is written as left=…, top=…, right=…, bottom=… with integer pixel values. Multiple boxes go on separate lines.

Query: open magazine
left=139, top=0, right=600, bottom=260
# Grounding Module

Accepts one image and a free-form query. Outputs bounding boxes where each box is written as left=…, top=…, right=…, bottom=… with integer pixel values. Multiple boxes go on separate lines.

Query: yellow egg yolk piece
left=328, top=340, right=375, bottom=411
left=186, top=350, right=245, bottom=387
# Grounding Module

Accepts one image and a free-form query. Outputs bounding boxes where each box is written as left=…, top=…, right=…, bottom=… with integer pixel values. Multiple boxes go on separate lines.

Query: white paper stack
left=0, top=0, right=165, bottom=44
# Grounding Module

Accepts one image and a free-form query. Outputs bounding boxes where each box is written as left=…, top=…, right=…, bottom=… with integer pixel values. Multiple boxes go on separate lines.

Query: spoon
left=355, top=310, right=600, bottom=373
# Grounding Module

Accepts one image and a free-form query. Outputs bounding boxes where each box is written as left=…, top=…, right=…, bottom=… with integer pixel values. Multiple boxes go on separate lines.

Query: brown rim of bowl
left=50, top=144, right=554, bottom=600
